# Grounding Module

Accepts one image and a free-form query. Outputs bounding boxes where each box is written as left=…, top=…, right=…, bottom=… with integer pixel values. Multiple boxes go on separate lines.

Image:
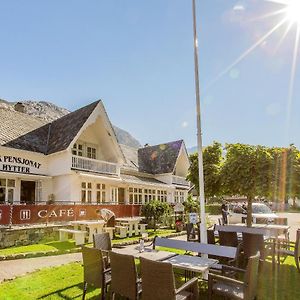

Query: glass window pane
left=82, top=182, right=86, bottom=189
left=0, top=187, right=5, bottom=203
left=97, top=183, right=100, bottom=190
left=7, top=189, right=14, bottom=204
left=7, top=180, right=15, bottom=188
left=88, top=182, right=92, bottom=189
left=0, top=179, right=6, bottom=187
left=81, top=190, right=86, bottom=203
left=102, top=192, right=106, bottom=202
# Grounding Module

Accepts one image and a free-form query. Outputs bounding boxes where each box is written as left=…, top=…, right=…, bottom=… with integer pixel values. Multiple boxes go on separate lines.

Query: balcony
left=172, top=175, right=190, bottom=187
left=71, top=155, right=120, bottom=176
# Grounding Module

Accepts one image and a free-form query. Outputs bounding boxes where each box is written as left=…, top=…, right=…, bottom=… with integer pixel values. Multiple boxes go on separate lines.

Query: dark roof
left=4, top=101, right=100, bottom=154
left=138, top=140, right=183, bottom=174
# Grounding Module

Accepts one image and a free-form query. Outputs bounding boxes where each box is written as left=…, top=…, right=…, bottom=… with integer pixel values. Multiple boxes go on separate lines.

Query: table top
left=235, top=223, right=290, bottom=230
left=112, top=247, right=177, bottom=261
left=115, top=217, right=143, bottom=223
left=163, top=255, right=218, bottom=273
left=70, top=220, right=106, bottom=225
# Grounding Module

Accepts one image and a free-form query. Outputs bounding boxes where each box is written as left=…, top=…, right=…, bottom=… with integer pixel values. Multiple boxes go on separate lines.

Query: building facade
left=0, top=101, right=190, bottom=206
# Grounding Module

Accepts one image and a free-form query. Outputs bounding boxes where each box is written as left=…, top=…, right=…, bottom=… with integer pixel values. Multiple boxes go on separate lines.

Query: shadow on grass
left=37, top=283, right=102, bottom=300
left=45, top=241, right=79, bottom=251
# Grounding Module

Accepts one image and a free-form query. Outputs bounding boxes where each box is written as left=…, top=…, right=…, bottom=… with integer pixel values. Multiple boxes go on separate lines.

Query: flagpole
left=192, top=0, right=207, bottom=244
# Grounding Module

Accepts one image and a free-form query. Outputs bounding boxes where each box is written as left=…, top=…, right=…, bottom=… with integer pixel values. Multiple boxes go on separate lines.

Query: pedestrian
left=221, top=202, right=229, bottom=225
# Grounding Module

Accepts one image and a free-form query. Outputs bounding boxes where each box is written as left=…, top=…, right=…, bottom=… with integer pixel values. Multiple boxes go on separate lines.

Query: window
left=87, top=146, right=97, bottom=159
left=36, top=181, right=42, bottom=202
left=157, top=190, right=167, bottom=202
left=175, top=190, right=185, bottom=203
left=81, top=182, right=92, bottom=203
left=0, top=178, right=15, bottom=204
left=129, top=187, right=143, bottom=204
left=144, top=189, right=156, bottom=203
left=96, top=183, right=106, bottom=203
left=72, top=143, right=83, bottom=156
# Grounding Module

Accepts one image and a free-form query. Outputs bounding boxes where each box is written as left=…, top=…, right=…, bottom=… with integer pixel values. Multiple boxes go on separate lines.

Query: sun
left=286, top=1, right=300, bottom=24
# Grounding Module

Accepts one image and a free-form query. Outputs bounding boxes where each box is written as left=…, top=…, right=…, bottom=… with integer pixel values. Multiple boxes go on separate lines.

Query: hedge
left=205, top=204, right=221, bottom=215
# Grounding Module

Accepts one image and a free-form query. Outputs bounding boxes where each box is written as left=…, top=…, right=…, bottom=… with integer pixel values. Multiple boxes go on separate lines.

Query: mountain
left=0, top=99, right=141, bottom=148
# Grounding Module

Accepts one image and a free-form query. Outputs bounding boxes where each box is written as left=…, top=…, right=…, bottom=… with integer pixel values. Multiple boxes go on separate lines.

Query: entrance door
left=118, top=188, right=125, bottom=204
left=20, top=181, right=36, bottom=204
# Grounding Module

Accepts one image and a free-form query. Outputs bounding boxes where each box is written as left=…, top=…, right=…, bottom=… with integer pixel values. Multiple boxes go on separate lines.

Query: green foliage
left=268, top=145, right=300, bottom=202
left=187, top=141, right=223, bottom=200
left=141, top=200, right=171, bottom=231
left=205, top=204, right=221, bottom=215
left=183, top=194, right=199, bottom=213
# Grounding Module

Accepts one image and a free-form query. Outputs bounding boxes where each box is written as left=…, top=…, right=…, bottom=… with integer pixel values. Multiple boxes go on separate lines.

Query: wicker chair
left=276, top=229, right=300, bottom=272
left=241, top=232, right=273, bottom=262
left=208, top=252, right=260, bottom=300
left=81, top=246, right=111, bottom=300
left=110, top=251, right=142, bottom=300
left=219, top=230, right=239, bottom=247
left=186, top=223, right=198, bottom=242
left=140, top=257, right=199, bottom=300
left=93, top=232, right=112, bottom=268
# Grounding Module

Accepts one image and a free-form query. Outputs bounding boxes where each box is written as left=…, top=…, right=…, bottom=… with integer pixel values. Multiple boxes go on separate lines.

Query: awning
left=0, top=171, right=52, bottom=180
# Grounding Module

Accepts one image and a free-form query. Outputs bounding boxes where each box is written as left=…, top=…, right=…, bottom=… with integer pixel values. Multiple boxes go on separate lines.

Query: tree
left=183, top=194, right=200, bottom=213
left=187, top=141, right=223, bottom=201
left=269, top=145, right=300, bottom=207
left=141, top=200, right=171, bottom=231
left=221, top=143, right=273, bottom=226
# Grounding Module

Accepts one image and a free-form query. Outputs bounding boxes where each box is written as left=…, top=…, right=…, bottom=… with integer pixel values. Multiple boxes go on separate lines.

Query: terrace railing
left=71, top=155, right=120, bottom=176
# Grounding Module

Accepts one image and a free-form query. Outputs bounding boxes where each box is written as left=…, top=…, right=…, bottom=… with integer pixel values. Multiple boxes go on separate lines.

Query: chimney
left=14, top=102, right=26, bottom=113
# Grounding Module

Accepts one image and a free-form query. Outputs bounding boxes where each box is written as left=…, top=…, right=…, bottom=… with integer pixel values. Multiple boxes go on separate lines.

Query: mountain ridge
left=0, top=98, right=141, bottom=149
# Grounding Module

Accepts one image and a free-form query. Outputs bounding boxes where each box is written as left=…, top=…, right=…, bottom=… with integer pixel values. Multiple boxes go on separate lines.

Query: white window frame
left=0, top=178, right=15, bottom=204
left=81, top=182, right=92, bottom=203
left=96, top=183, right=106, bottom=203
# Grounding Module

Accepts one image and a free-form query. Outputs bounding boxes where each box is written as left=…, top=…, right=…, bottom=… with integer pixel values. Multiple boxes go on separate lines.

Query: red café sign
left=0, top=204, right=141, bottom=225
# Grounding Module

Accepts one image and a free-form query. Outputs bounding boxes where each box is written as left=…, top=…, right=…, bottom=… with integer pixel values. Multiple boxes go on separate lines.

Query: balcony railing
left=172, top=175, right=190, bottom=186
left=71, top=155, right=119, bottom=176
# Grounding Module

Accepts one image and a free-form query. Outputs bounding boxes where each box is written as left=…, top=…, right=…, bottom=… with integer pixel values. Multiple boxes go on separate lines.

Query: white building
left=0, top=100, right=190, bottom=206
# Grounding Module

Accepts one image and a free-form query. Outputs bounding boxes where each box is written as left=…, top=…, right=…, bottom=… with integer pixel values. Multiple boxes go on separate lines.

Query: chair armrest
left=222, top=265, right=246, bottom=275
left=176, top=277, right=198, bottom=294
left=208, top=273, right=244, bottom=287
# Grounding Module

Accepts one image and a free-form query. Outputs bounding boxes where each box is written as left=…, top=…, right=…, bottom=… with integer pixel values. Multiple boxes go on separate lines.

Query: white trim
left=0, top=171, right=52, bottom=180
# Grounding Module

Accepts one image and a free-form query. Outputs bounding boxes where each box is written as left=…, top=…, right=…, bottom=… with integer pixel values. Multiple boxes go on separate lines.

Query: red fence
left=0, top=204, right=141, bottom=225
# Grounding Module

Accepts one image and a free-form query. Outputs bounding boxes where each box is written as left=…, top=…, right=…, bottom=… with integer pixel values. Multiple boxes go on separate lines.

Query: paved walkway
left=0, top=252, right=82, bottom=283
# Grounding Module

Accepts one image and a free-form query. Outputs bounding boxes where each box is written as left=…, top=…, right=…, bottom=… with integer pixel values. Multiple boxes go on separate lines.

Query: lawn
left=0, top=256, right=299, bottom=299
left=0, top=229, right=178, bottom=257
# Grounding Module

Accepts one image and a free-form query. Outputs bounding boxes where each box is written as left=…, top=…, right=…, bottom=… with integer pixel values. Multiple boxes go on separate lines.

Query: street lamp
left=192, top=0, right=207, bottom=244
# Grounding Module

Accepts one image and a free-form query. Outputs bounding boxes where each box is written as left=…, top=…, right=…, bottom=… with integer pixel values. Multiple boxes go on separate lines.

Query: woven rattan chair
left=208, top=252, right=260, bottom=300
left=276, top=229, right=300, bottom=272
left=93, top=232, right=112, bottom=268
left=241, top=232, right=273, bottom=262
left=219, top=230, right=239, bottom=247
left=110, top=251, right=142, bottom=300
left=81, top=246, right=111, bottom=300
left=140, top=257, right=199, bottom=300
left=186, top=223, right=198, bottom=242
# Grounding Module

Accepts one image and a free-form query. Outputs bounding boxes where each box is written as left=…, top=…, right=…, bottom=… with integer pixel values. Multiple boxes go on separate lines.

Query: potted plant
left=175, top=217, right=184, bottom=232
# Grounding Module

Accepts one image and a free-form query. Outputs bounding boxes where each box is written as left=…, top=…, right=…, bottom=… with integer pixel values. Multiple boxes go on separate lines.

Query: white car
left=228, top=202, right=278, bottom=224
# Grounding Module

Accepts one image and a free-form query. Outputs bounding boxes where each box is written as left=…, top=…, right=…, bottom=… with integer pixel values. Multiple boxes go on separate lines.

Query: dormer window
left=72, top=143, right=83, bottom=157
left=87, top=146, right=97, bottom=159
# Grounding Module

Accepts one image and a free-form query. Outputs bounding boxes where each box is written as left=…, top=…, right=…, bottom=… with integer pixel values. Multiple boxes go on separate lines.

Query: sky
left=0, top=0, right=299, bottom=149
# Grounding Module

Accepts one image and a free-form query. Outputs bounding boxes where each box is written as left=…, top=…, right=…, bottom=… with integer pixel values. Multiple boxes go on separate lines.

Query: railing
left=172, top=175, right=190, bottom=186
left=71, top=155, right=119, bottom=176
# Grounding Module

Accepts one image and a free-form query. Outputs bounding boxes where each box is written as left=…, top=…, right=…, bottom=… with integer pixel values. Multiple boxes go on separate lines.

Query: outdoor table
left=115, top=217, right=143, bottom=237
left=163, top=255, right=218, bottom=279
left=112, top=246, right=177, bottom=261
left=70, top=220, right=105, bottom=243
left=113, top=246, right=218, bottom=279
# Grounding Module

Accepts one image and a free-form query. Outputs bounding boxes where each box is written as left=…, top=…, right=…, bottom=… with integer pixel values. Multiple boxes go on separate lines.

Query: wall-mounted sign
left=0, top=155, right=41, bottom=174
left=189, top=212, right=198, bottom=224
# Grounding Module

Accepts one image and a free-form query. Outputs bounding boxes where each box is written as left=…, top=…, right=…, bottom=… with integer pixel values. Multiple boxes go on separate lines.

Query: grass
left=0, top=255, right=299, bottom=300
left=0, top=229, right=178, bottom=257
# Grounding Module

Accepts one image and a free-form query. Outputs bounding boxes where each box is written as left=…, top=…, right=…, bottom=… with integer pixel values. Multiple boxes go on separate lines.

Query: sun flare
left=285, top=1, right=300, bottom=24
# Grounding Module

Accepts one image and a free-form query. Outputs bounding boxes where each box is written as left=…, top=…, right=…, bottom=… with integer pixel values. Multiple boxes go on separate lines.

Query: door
left=20, top=181, right=36, bottom=204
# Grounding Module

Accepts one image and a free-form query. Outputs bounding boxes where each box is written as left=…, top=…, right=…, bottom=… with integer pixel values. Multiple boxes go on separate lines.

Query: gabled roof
left=119, top=144, right=139, bottom=171
left=138, top=140, right=184, bottom=174
left=4, top=101, right=100, bottom=154
left=0, top=107, right=46, bottom=146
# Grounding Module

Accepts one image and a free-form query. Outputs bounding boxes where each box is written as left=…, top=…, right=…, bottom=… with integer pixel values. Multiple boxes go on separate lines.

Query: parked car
left=228, top=202, right=278, bottom=224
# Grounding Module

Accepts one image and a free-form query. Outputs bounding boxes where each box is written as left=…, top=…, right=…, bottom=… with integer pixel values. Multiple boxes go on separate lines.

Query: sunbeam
left=204, top=18, right=288, bottom=92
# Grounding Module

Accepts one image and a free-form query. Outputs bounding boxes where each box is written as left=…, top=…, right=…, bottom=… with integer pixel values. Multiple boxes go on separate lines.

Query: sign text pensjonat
left=0, top=155, right=41, bottom=173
